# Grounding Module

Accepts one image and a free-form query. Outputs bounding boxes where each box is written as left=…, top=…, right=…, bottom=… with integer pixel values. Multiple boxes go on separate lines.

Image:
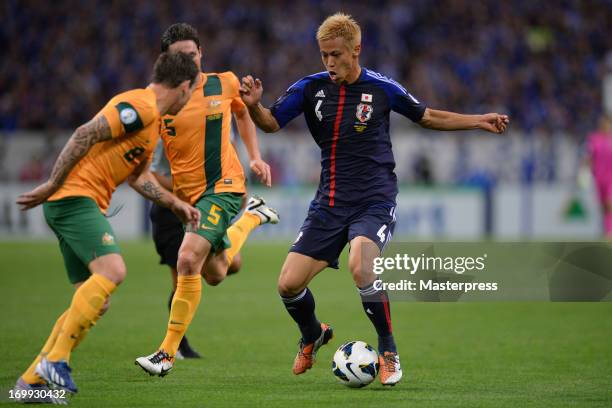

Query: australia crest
left=356, top=103, right=373, bottom=123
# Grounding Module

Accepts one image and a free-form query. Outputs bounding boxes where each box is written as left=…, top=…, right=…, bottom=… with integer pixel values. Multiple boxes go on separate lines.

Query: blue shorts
left=289, top=200, right=396, bottom=269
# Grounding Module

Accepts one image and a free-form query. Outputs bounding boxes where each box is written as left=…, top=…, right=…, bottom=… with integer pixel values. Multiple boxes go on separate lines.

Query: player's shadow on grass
left=356, top=386, right=422, bottom=392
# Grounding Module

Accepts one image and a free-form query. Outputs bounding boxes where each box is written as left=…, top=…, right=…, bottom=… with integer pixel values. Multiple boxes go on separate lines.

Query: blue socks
left=281, top=283, right=396, bottom=353
left=359, top=281, right=397, bottom=354
left=281, top=288, right=322, bottom=344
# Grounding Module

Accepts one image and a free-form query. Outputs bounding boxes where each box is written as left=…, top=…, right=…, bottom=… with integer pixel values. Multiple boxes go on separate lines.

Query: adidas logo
left=315, top=89, right=325, bottom=98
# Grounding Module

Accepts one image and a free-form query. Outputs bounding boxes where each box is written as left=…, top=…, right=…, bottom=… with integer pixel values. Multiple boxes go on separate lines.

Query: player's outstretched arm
left=234, top=107, right=272, bottom=187
left=419, top=108, right=509, bottom=134
left=128, top=160, right=200, bottom=228
left=16, top=115, right=112, bottom=210
left=239, top=75, right=280, bottom=133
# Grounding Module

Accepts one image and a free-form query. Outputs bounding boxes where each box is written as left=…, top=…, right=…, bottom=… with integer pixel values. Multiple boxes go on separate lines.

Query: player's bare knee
left=101, top=260, right=126, bottom=284
left=228, top=254, right=242, bottom=275
left=278, top=282, right=297, bottom=297
left=200, top=252, right=229, bottom=285
left=348, top=255, right=362, bottom=276
left=349, top=260, right=374, bottom=288
left=90, top=254, right=126, bottom=284
left=177, top=249, right=201, bottom=275
left=277, top=275, right=304, bottom=297
left=204, top=273, right=224, bottom=286
left=112, top=263, right=127, bottom=284
left=278, top=254, right=322, bottom=296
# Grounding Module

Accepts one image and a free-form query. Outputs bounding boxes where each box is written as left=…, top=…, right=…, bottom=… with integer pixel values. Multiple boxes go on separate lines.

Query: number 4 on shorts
left=377, top=225, right=387, bottom=243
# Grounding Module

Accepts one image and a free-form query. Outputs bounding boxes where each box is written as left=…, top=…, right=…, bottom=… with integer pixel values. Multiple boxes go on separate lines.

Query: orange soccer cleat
left=379, top=351, right=403, bottom=386
left=292, top=323, right=334, bottom=375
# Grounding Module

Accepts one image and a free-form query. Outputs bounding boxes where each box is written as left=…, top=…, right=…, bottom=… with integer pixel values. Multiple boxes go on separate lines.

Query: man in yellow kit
left=135, top=23, right=278, bottom=376
left=13, top=52, right=200, bottom=402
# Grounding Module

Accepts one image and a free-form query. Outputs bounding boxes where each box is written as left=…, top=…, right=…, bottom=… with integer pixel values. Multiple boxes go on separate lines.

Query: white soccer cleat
left=379, top=352, right=403, bottom=386
left=135, top=350, right=174, bottom=377
left=246, top=196, right=279, bottom=225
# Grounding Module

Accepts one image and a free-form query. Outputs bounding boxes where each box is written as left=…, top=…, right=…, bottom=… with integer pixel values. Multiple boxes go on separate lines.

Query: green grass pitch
left=0, top=241, right=610, bottom=407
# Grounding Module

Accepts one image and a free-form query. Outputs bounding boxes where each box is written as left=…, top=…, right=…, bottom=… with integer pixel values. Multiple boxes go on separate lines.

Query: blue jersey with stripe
left=270, top=68, right=426, bottom=207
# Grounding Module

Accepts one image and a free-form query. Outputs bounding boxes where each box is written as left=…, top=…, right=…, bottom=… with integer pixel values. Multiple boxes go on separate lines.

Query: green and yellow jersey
left=161, top=72, right=246, bottom=205
left=48, top=88, right=160, bottom=213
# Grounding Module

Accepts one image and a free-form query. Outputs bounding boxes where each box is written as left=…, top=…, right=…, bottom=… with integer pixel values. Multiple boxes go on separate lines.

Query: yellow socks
left=160, top=274, right=202, bottom=356
left=21, top=310, right=68, bottom=384
left=46, top=274, right=116, bottom=362
left=158, top=211, right=260, bottom=356
left=72, top=308, right=102, bottom=351
left=225, top=212, right=260, bottom=263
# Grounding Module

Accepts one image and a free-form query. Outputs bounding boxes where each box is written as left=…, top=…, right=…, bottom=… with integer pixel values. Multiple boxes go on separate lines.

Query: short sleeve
left=389, top=86, right=426, bottom=122
left=269, top=79, right=308, bottom=129
left=228, top=72, right=247, bottom=113
left=367, top=70, right=426, bottom=122
left=98, top=90, right=158, bottom=138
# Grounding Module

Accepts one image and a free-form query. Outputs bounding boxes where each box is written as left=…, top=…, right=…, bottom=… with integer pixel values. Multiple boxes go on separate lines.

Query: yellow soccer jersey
left=162, top=72, right=246, bottom=205
left=49, top=88, right=160, bottom=213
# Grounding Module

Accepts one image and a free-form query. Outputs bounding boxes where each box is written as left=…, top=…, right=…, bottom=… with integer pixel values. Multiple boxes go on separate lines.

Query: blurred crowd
left=1, top=0, right=610, bottom=134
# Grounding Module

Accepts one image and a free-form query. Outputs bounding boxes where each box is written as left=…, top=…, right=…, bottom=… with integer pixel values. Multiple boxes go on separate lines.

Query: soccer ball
left=332, top=341, right=379, bottom=388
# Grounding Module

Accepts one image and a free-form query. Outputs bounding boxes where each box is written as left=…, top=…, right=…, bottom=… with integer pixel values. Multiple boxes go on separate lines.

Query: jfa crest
left=356, top=103, right=373, bottom=123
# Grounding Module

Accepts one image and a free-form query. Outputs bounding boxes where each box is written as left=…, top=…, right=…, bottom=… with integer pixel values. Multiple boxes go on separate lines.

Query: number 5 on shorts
left=207, top=204, right=222, bottom=225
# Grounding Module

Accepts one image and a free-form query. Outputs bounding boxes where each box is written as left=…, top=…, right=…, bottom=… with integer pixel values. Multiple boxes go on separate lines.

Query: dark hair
left=152, top=52, right=199, bottom=88
left=161, top=23, right=200, bottom=52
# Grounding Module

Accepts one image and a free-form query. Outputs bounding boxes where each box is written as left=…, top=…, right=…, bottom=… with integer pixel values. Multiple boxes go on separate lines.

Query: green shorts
left=43, top=197, right=121, bottom=284
left=186, top=193, right=244, bottom=252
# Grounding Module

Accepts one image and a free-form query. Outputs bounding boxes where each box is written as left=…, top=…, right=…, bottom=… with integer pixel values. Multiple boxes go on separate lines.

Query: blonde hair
left=316, top=13, right=361, bottom=50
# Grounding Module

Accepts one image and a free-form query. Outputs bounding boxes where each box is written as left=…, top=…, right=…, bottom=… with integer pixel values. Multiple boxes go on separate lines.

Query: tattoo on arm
left=48, top=115, right=113, bottom=187
left=140, top=180, right=164, bottom=203
left=129, top=168, right=176, bottom=208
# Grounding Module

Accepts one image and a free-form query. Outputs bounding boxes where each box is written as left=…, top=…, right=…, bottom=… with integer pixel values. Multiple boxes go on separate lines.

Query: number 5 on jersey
left=207, top=204, right=222, bottom=225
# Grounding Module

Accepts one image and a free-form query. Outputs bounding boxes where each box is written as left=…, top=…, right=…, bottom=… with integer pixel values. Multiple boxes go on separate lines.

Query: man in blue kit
left=240, top=13, right=509, bottom=386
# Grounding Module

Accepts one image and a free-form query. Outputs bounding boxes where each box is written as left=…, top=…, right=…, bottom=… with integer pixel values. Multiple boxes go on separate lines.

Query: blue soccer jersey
left=270, top=68, right=426, bottom=207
